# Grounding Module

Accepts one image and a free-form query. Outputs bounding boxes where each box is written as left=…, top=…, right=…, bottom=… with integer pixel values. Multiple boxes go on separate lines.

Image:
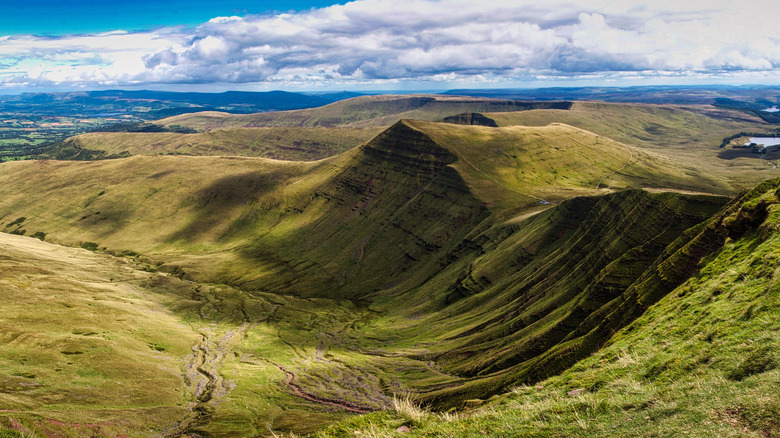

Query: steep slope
left=440, top=112, right=499, bottom=127
left=322, top=178, right=780, bottom=438
left=360, top=189, right=729, bottom=407
left=0, top=120, right=728, bottom=293
left=0, top=121, right=491, bottom=300
left=156, top=95, right=571, bottom=130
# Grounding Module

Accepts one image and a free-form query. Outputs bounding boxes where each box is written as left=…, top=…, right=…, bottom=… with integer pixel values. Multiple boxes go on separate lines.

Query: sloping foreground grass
left=0, top=233, right=198, bottom=436
left=318, top=179, right=780, bottom=437
left=0, top=233, right=394, bottom=437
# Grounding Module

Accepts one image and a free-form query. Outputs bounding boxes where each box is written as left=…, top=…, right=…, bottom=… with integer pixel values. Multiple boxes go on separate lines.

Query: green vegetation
left=156, top=95, right=571, bottom=130
left=318, top=179, right=780, bottom=437
left=487, top=101, right=780, bottom=191
left=0, top=233, right=198, bottom=436
left=1, top=96, right=780, bottom=436
left=43, top=127, right=384, bottom=161
left=0, top=90, right=357, bottom=161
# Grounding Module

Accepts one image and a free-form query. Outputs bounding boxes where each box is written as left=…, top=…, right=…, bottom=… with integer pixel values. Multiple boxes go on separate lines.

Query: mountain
left=0, top=120, right=728, bottom=287
left=1, top=97, right=780, bottom=436
left=37, top=95, right=572, bottom=161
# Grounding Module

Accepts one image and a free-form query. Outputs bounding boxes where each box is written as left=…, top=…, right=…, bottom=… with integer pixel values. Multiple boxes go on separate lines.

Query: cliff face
left=441, top=112, right=499, bottom=127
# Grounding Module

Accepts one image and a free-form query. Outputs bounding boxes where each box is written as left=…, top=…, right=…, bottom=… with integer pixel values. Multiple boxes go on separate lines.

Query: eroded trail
left=596, top=141, right=634, bottom=189
left=240, top=355, right=374, bottom=414
left=164, top=323, right=250, bottom=437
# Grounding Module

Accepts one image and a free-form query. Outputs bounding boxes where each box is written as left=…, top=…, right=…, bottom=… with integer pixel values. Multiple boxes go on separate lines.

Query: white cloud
left=1, top=0, right=779, bottom=90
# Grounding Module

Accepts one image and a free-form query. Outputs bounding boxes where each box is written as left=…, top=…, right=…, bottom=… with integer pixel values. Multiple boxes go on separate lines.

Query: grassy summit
left=487, top=101, right=780, bottom=191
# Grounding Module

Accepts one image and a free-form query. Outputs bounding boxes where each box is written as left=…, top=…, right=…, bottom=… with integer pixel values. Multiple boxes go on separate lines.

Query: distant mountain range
left=444, top=84, right=780, bottom=105
left=0, top=89, right=365, bottom=119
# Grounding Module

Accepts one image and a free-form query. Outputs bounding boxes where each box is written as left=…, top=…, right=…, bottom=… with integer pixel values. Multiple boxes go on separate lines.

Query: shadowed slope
left=366, top=188, right=729, bottom=406
left=0, top=121, right=490, bottom=300
left=0, top=119, right=735, bottom=296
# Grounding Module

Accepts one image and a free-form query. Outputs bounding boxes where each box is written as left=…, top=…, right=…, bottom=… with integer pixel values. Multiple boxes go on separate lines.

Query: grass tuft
left=392, top=394, right=429, bottom=427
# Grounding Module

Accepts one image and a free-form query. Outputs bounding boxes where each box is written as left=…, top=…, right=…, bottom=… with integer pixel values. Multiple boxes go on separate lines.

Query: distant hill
left=156, top=95, right=571, bottom=130
left=41, top=126, right=384, bottom=161
left=443, top=84, right=780, bottom=105
left=484, top=101, right=780, bottom=192
left=0, top=89, right=359, bottom=119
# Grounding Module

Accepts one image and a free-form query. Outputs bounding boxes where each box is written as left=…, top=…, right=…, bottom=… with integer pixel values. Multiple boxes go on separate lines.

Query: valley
left=0, top=92, right=779, bottom=437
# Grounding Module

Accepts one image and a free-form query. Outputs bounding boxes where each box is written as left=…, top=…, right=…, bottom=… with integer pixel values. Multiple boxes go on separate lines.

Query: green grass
left=317, top=179, right=780, bottom=437
left=0, top=233, right=198, bottom=436
left=156, top=95, right=569, bottom=130
left=43, top=126, right=384, bottom=161
left=409, top=119, right=731, bottom=209
left=2, top=111, right=780, bottom=436
left=487, top=101, right=780, bottom=192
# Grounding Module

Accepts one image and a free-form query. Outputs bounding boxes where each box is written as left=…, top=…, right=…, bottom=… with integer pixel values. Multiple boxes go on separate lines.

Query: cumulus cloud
left=0, top=0, right=779, bottom=89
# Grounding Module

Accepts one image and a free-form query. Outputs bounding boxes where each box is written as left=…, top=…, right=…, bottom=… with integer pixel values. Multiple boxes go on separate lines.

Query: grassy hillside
left=409, top=120, right=731, bottom=206
left=357, top=188, right=729, bottom=408
left=487, top=102, right=780, bottom=191
left=0, top=120, right=731, bottom=290
left=320, top=178, right=780, bottom=437
left=1, top=116, right=777, bottom=436
left=156, top=95, right=571, bottom=130
left=0, top=233, right=198, bottom=436
left=0, top=232, right=400, bottom=436
left=41, top=127, right=384, bottom=161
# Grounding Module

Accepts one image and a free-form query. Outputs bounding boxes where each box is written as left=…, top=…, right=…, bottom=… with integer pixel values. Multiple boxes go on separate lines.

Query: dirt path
left=240, top=355, right=374, bottom=414
left=163, top=323, right=250, bottom=437
left=596, top=142, right=634, bottom=189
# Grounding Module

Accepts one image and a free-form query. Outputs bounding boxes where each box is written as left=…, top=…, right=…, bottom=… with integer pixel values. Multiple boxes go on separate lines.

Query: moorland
left=0, top=87, right=779, bottom=437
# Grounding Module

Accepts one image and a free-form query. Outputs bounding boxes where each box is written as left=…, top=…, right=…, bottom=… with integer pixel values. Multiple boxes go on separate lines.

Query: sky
left=0, top=0, right=778, bottom=93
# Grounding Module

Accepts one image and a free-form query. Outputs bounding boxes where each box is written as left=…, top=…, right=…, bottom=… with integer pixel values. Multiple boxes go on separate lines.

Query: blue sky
left=1, top=1, right=339, bottom=35
left=0, top=0, right=778, bottom=92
